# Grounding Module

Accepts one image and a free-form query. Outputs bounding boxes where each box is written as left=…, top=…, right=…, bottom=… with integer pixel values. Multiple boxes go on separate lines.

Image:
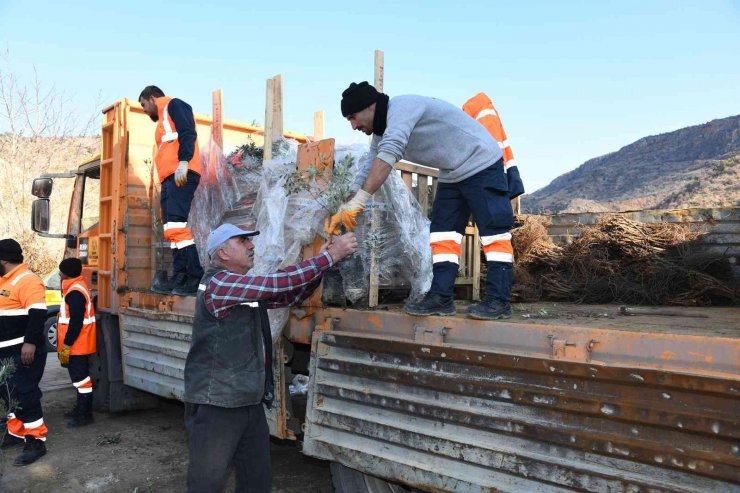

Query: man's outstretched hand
left=325, top=190, right=371, bottom=236
left=320, top=233, right=358, bottom=263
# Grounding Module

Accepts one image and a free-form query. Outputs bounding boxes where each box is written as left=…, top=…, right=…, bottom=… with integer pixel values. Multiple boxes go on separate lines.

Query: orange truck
left=31, top=98, right=739, bottom=492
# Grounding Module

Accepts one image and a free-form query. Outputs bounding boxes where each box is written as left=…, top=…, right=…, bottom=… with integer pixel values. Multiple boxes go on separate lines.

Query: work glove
left=174, top=161, right=189, bottom=187
left=325, top=190, right=371, bottom=236
left=58, top=345, right=71, bottom=368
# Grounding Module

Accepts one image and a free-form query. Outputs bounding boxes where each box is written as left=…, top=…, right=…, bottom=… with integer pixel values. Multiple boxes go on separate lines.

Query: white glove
left=174, top=161, right=189, bottom=187
left=341, top=190, right=371, bottom=212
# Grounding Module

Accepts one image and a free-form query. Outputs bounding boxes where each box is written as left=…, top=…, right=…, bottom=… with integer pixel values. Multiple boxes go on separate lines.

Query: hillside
left=522, top=115, right=740, bottom=213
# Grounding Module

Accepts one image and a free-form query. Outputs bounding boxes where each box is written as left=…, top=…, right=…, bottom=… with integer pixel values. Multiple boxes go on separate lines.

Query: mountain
left=522, top=115, right=740, bottom=213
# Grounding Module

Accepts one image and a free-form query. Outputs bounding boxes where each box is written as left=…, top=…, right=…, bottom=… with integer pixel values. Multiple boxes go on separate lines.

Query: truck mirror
left=32, top=177, right=53, bottom=198
left=31, top=199, right=51, bottom=233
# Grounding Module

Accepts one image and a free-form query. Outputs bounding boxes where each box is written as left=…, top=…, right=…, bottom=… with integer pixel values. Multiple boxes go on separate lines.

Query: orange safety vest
left=463, top=92, right=524, bottom=199
left=57, top=276, right=96, bottom=355
left=154, top=96, right=202, bottom=183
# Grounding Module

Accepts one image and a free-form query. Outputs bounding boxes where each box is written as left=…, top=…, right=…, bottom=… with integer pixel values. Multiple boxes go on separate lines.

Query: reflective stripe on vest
left=160, top=102, right=178, bottom=143
left=463, top=93, right=516, bottom=170
left=58, top=279, right=96, bottom=355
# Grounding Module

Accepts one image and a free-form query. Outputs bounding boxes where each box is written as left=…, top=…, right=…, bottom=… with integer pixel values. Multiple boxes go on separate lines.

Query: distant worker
left=462, top=92, right=525, bottom=200
left=183, top=224, right=358, bottom=492
left=328, top=81, right=521, bottom=320
left=0, top=239, right=48, bottom=466
left=139, top=85, right=203, bottom=296
left=57, top=257, right=96, bottom=427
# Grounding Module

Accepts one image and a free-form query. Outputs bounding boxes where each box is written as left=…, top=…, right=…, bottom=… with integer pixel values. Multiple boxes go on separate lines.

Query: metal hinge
left=549, top=336, right=598, bottom=362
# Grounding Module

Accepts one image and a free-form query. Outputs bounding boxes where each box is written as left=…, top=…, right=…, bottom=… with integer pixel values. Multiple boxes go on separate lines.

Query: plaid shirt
left=205, top=252, right=333, bottom=318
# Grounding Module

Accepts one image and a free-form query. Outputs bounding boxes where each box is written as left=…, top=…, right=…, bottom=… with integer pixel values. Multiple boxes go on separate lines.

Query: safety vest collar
left=156, top=96, right=178, bottom=143
left=1, top=263, right=26, bottom=281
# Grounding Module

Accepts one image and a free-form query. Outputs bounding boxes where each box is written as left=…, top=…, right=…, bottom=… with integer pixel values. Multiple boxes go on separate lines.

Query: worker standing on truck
left=0, top=239, right=48, bottom=466
left=183, top=224, right=358, bottom=493
left=328, top=82, right=519, bottom=320
left=56, top=257, right=96, bottom=427
left=139, top=85, right=204, bottom=296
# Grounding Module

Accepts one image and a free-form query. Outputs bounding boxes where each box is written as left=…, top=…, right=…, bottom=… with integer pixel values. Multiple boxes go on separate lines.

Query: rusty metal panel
left=302, top=310, right=740, bottom=492
left=119, top=307, right=293, bottom=439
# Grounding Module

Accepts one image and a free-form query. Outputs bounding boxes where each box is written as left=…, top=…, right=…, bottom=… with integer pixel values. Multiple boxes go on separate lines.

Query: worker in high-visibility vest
left=57, top=258, right=96, bottom=427
left=329, top=82, right=516, bottom=320
left=462, top=93, right=525, bottom=200
left=0, top=239, right=48, bottom=466
left=139, top=85, right=204, bottom=296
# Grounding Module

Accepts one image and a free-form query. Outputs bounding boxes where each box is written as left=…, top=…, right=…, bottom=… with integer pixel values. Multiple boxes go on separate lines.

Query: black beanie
left=0, top=239, right=23, bottom=263
left=341, top=81, right=380, bottom=117
left=59, top=257, right=83, bottom=277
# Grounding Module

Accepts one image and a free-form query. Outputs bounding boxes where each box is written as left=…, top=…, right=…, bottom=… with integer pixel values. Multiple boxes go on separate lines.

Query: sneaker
left=172, top=275, right=199, bottom=296
left=151, top=270, right=176, bottom=295
left=468, top=299, right=512, bottom=320
left=67, top=413, right=94, bottom=428
left=13, top=436, right=46, bottom=466
left=1, top=432, right=24, bottom=449
left=404, top=293, right=456, bottom=317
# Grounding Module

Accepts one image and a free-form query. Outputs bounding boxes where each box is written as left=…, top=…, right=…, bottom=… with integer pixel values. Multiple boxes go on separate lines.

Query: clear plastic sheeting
left=337, top=154, right=432, bottom=303
left=192, top=138, right=432, bottom=340
left=190, top=138, right=264, bottom=269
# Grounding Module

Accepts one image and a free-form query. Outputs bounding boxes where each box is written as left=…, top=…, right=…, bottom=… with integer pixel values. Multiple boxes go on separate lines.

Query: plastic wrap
left=336, top=145, right=432, bottom=303
left=192, top=137, right=433, bottom=340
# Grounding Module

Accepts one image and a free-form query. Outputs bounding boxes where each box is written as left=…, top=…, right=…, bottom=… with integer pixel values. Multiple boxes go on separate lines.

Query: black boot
left=151, top=270, right=175, bottom=294
left=468, top=298, right=512, bottom=320
left=68, top=393, right=94, bottom=428
left=63, top=404, right=80, bottom=418
left=172, top=275, right=200, bottom=296
left=13, top=436, right=46, bottom=466
left=1, top=432, right=24, bottom=449
left=404, top=292, right=456, bottom=316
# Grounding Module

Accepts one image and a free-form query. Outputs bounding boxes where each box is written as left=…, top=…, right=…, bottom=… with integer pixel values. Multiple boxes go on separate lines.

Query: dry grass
left=510, top=215, right=738, bottom=306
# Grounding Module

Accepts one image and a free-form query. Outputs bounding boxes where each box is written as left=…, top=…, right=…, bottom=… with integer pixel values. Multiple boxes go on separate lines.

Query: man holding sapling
left=328, top=82, right=516, bottom=320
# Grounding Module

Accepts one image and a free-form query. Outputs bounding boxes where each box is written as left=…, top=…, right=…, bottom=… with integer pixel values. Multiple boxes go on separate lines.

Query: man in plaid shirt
left=183, top=223, right=357, bottom=493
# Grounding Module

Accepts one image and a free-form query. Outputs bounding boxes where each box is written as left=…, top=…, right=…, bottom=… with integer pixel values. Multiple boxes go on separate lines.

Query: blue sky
left=1, top=0, right=738, bottom=191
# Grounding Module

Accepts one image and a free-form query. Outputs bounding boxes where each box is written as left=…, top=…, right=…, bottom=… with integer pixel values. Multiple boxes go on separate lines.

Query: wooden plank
left=396, top=160, right=439, bottom=178
left=417, top=174, right=429, bottom=217
left=264, top=78, right=275, bottom=161
left=401, top=171, right=413, bottom=191
left=314, top=110, right=324, bottom=140
left=368, top=49, right=385, bottom=308
left=211, top=89, right=223, bottom=150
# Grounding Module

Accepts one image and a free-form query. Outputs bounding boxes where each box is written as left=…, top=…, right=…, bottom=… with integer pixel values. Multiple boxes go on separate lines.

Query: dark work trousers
left=184, top=402, right=271, bottom=493
left=1, top=347, right=46, bottom=425
left=429, top=159, right=514, bottom=301
left=67, top=354, right=92, bottom=414
left=161, top=171, right=204, bottom=279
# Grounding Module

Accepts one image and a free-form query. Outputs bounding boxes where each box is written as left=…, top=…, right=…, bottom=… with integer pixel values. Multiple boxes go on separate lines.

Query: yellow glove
left=58, top=345, right=71, bottom=367
left=325, top=190, right=371, bottom=236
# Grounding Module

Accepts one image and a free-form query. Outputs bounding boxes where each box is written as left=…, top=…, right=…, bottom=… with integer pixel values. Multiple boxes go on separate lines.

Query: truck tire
left=330, top=463, right=416, bottom=493
left=43, top=317, right=58, bottom=352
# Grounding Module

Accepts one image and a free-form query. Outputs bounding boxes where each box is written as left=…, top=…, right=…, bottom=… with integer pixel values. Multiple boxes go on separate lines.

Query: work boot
left=67, top=413, right=94, bottom=428
left=1, top=432, right=24, bottom=449
left=468, top=299, right=512, bottom=320
left=404, top=292, right=456, bottom=317
left=172, top=275, right=199, bottom=296
left=63, top=404, right=80, bottom=418
left=13, top=436, right=46, bottom=466
left=68, top=393, right=94, bottom=427
left=151, top=270, right=175, bottom=295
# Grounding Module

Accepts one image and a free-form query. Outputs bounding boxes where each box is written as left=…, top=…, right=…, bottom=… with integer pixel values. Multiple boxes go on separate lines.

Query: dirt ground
left=0, top=354, right=333, bottom=492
